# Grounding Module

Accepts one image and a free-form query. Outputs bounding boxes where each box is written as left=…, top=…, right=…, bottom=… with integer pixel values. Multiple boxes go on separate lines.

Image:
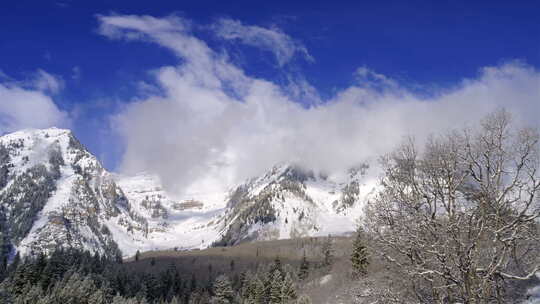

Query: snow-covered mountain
left=214, top=163, right=376, bottom=246
left=112, top=172, right=228, bottom=254
left=114, top=162, right=377, bottom=255
left=0, top=128, right=377, bottom=258
left=0, top=128, right=145, bottom=259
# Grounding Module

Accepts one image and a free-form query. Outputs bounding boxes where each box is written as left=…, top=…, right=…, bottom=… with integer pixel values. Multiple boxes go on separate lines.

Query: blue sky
left=1, top=1, right=539, bottom=192
left=3, top=1, right=539, bottom=87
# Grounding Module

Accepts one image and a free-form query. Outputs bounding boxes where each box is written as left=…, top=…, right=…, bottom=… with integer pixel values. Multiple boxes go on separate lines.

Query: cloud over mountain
left=98, top=14, right=540, bottom=195
left=0, top=70, right=69, bottom=134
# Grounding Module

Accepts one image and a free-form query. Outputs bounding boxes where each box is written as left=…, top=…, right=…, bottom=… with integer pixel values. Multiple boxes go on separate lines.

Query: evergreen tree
left=33, top=252, right=46, bottom=279
left=351, top=227, right=369, bottom=278
left=0, top=247, right=306, bottom=304
left=240, top=270, right=256, bottom=304
left=11, top=261, right=30, bottom=295
left=144, top=273, right=161, bottom=301
left=91, top=252, right=102, bottom=273
left=208, top=263, right=213, bottom=281
left=280, top=272, right=296, bottom=303
left=112, top=294, right=126, bottom=304
left=138, top=296, right=149, bottom=304
left=199, top=290, right=212, bottom=304
left=189, top=273, right=197, bottom=292
left=270, top=256, right=282, bottom=276
left=321, top=235, right=334, bottom=268
left=212, top=274, right=234, bottom=304
left=296, top=295, right=312, bottom=304
left=0, top=256, right=6, bottom=282
left=269, top=270, right=283, bottom=304
left=7, top=252, right=20, bottom=276
left=297, top=252, right=309, bottom=281
left=136, top=282, right=148, bottom=303
left=238, top=271, right=251, bottom=299
left=248, top=275, right=265, bottom=304
left=88, top=288, right=108, bottom=304
left=40, top=249, right=68, bottom=289
left=188, top=290, right=201, bottom=304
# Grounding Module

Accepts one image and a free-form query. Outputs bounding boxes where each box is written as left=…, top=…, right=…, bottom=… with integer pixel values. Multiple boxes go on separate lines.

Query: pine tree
left=269, top=270, right=283, bottom=304
left=11, top=261, right=30, bottom=295
left=298, top=252, right=309, bottom=281
left=321, top=235, right=334, bottom=268
left=250, top=275, right=265, bottom=304
left=280, top=272, right=297, bottom=303
left=212, top=274, right=234, bottom=304
left=189, top=273, right=197, bottom=292
left=21, top=284, right=43, bottom=303
left=138, top=296, right=149, bottom=304
left=7, top=252, right=21, bottom=276
left=0, top=261, right=5, bottom=282
left=240, top=274, right=254, bottom=303
left=270, top=256, right=282, bottom=276
left=112, top=294, right=126, bottom=304
left=33, top=252, right=46, bottom=280
left=143, top=273, right=161, bottom=301
left=88, top=288, right=108, bottom=304
left=351, top=227, right=369, bottom=278
left=208, top=263, right=213, bottom=281
left=199, top=290, right=212, bottom=304
left=296, top=295, right=312, bottom=304
left=136, top=282, right=148, bottom=303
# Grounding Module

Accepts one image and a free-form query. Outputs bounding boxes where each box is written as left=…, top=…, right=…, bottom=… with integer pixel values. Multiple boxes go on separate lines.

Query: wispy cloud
left=31, top=69, right=64, bottom=94
left=354, top=66, right=398, bottom=89
left=213, top=18, right=313, bottom=66
left=0, top=71, right=69, bottom=133
left=97, top=14, right=250, bottom=96
left=97, top=14, right=540, bottom=196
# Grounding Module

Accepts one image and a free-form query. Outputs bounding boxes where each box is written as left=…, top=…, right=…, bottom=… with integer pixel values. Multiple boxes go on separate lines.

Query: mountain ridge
left=0, top=128, right=375, bottom=259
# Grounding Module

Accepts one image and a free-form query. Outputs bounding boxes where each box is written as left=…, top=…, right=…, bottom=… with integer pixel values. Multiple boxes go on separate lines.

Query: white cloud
left=97, top=14, right=251, bottom=97
left=0, top=78, right=70, bottom=134
left=213, top=18, right=313, bottom=66
left=98, top=14, right=540, bottom=196
left=354, top=66, right=398, bottom=89
left=31, top=69, right=64, bottom=94
left=285, top=76, right=322, bottom=106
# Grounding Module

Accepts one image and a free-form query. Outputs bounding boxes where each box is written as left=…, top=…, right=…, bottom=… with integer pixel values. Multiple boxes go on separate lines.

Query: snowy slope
left=111, top=172, right=228, bottom=255
left=113, top=163, right=378, bottom=255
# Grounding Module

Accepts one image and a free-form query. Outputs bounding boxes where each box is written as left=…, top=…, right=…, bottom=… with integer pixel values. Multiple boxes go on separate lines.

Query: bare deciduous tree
left=364, top=110, right=540, bottom=303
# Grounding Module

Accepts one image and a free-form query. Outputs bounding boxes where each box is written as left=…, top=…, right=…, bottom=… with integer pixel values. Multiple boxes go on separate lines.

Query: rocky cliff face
left=0, top=128, right=145, bottom=259
left=213, top=163, right=374, bottom=246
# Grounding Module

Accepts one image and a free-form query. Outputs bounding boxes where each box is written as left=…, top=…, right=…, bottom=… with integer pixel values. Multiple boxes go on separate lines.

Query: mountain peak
left=1, top=127, right=72, bottom=140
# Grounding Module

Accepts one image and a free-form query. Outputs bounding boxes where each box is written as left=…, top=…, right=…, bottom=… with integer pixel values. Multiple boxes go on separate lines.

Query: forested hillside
left=0, top=236, right=351, bottom=304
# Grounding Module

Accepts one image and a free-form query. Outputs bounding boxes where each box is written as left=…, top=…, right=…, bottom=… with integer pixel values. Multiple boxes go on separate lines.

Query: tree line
left=0, top=247, right=323, bottom=303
